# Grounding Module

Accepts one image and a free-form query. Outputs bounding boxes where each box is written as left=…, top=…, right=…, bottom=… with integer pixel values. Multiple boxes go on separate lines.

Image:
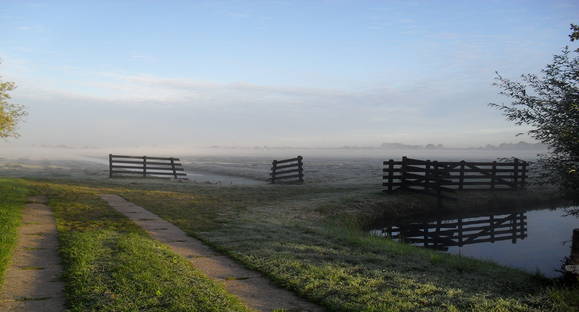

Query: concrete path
left=100, top=194, right=323, bottom=312
left=0, top=196, right=65, bottom=312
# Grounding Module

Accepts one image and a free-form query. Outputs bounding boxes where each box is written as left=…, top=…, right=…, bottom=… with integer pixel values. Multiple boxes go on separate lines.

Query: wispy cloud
left=129, top=54, right=156, bottom=62
left=6, top=70, right=527, bottom=147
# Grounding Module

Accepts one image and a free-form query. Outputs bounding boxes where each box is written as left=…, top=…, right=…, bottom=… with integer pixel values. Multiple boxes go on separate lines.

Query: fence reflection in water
left=381, top=213, right=527, bottom=251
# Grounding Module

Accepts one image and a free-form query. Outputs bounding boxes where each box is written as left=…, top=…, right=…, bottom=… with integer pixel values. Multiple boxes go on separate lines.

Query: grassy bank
left=117, top=186, right=575, bottom=312
left=10, top=180, right=252, bottom=312
left=0, top=178, right=28, bottom=283
left=8, top=177, right=578, bottom=311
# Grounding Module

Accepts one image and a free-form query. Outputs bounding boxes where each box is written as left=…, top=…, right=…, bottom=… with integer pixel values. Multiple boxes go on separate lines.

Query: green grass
left=0, top=178, right=28, bottom=283
left=20, top=180, right=252, bottom=312
left=9, top=177, right=578, bottom=311
left=111, top=183, right=578, bottom=312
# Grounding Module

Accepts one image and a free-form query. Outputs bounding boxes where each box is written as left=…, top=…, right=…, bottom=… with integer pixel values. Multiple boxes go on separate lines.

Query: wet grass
left=107, top=181, right=577, bottom=312
left=4, top=177, right=577, bottom=311
left=2, top=179, right=252, bottom=312
left=0, top=178, right=28, bottom=283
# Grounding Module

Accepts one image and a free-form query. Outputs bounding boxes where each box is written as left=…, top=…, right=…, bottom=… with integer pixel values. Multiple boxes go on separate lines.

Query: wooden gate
left=270, top=156, right=304, bottom=184
left=383, top=157, right=527, bottom=196
left=109, top=154, right=187, bottom=179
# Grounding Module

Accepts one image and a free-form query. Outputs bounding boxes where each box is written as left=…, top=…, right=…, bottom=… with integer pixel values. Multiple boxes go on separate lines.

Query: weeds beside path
left=0, top=178, right=28, bottom=283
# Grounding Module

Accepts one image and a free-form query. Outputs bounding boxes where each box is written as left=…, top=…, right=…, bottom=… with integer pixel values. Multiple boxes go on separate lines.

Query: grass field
left=1, top=177, right=577, bottom=311
left=115, top=183, right=576, bottom=312
left=0, top=178, right=28, bottom=283
left=1, top=179, right=251, bottom=312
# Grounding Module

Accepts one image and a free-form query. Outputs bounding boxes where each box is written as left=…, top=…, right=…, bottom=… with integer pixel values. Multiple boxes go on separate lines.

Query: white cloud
left=7, top=70, right=527, bottom=148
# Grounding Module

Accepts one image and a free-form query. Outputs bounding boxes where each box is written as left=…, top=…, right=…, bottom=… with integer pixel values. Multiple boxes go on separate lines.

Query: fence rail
left=380, top=213, right=527, bottom=250
left=383, top=157, right=527, bottom=196
left=270, top=156, right=304, bottom=184
left=109, top=154, right=187, bottom=179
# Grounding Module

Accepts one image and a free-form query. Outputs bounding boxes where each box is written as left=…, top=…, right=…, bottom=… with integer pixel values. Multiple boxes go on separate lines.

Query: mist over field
left=2, top=1, right=577, bottom=153
left=1, top=2, right=578, bottom=311
left=0, top=142, right=548, bottom=161
left=0, top=141, right=548, bottom=186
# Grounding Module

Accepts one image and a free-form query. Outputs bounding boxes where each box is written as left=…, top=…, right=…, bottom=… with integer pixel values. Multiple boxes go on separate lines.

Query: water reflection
left=379, top=213, right=527, bottom=251
left=371, top=208, right=578, bottom=277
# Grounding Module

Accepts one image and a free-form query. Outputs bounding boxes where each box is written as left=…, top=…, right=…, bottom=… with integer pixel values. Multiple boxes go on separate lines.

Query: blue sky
left=0, top=0, right=577, bottom=148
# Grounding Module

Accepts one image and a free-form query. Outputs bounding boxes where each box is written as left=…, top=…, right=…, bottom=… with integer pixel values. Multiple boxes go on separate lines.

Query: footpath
left=100, top=194, right=323, bottom=312
left=0, top=196, right=65, bottom=312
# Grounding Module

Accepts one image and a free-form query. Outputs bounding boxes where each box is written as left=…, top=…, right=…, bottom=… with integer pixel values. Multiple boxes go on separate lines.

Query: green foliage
left=570, top=24, right=579, bottom=49
left=0, top=63, right=26, bottom=138
left=490, top=25, right=579, bottom=200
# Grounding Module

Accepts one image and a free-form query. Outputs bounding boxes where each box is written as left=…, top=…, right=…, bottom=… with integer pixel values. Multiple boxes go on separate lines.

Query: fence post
left=170, top=158, right=177, bottom=179
left=513, top=158, right=519, bottom=190
left=401, top=156, right=408, bottom=190
left=271, top=160, right=277, bottom=184
left=109, top=154, right=113, bottom=178
left=490, top=215, right=495, bottom=242
left=423, top=223, right=429, bottom=248
left=521, top=161, right=527, bottom=189
left=143, top=156, right=147, bottom=177
left=459, top=160, right=465, bottom=190
left=457, top=218, right=463, bottom=247
left=425, top=160, right=431, bottom=191
left=434, top=220, right=442, bottom=249
left=491, top=161, right=497, bottom=190
left=518, top=213, right=525, bottom=238
left=297, top=156, right=304, bottom=183
left=511, top=214, right=517, bottom=244
left=388, top=159, right=394, bottom=192
left=433, top=160, right=441, bottom=199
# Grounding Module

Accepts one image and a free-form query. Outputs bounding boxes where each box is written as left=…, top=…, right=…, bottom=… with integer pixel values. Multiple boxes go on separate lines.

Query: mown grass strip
left=0, top=178, right=28, bottom=284
left=27, top=180, right=252, bottom=312
left=118, top=187, right=578, bottom=312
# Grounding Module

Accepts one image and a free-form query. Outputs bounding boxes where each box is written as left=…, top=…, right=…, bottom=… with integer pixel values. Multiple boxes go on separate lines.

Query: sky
left=0, top=0, right=577, bottom=150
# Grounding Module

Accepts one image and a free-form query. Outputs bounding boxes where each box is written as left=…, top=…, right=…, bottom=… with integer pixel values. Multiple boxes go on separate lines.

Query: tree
left=490, top=24, right=578, bottom=201
left=0, top=62, right=26, bottom=138
left=570, top=24, right=579, bottom=48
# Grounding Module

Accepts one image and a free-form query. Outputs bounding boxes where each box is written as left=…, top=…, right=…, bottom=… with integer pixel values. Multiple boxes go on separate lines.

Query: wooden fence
left=109, top=154, right=187, bottom=179
left=380, top=213, right=527, bottom=250
left=383, top=157, right=527, bottom=196
left=270, top=156, right=304, bottom=184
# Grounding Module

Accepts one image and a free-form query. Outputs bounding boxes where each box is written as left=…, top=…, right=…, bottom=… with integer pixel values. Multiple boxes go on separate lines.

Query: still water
left=371, top=207, right=578, bottom=277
